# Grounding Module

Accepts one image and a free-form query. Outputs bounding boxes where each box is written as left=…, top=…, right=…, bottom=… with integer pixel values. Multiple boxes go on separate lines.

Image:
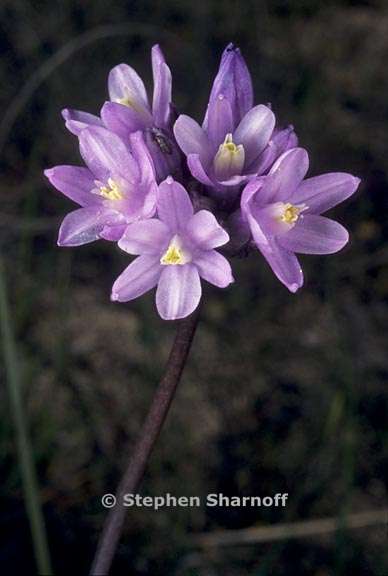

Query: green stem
left=0, top=257, right=53, bottom=575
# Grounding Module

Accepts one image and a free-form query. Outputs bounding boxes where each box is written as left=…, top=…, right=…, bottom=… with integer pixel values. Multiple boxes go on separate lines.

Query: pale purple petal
left=186, top=210, right=229, bottom=249
left=203, top=43, right=253, bottom=128
left=258, top=237, right=304, bottom=292
left=111, top=255, right=161, bottom=302
left=218, top=174, right=251, bottom=187
left=157, top=177, right=194, bottom=231
left=234, top=105, right=275, bottom=166
left=187, top=154, right=214, bottom=187
left=272, top=125, right=298, bottom=154
left=152, top=44, right=172, bottom=128
left=62, top=108, right=102, bottom=136
left=129, top=131, right=156, bottom=184
left=118, top=219, right=170, bottom=255
left=173, top=115, right=211, bottom=163
left=207, top=95, right=234, bottom=148
left=156, top=264, right=201, bottom=320
left=291, top=173, right=361, bottom=214
left=44, top=166, right=101, bottom=207
left=100, top=224, right=127, bottom=241
left=277, top=215, right=349, bottom=254
left=108, top=63, right=149, bottom=112
left=241, top=179, right=269, bottom=245
left=266, top=148, right=309, bottom=203
left=79, top=126, right=139, bottom=183
left=246, top=211, right=269, bottom=246
left=100, top=102, right=149, bottom=140
left=195, top=250, right=234, bottom=287
left=58, top=206, right=122, bottom=246
left=247, top=142, right=278, bottom=175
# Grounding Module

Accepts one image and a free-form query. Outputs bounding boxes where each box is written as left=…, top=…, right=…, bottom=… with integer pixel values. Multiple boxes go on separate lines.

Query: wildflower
left=173, top=44, right=296, bottom=197
left=45, top=128, right=157, bottom=245
left=63, top=45, right=180, bottom=181
left=241, top=147, right=361, bottom=292
left=111, top=176, right=234, bottom=319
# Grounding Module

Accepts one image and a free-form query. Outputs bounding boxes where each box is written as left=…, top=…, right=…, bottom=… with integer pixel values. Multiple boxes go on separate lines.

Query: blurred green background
left=1, top=0, right=388, bottom=574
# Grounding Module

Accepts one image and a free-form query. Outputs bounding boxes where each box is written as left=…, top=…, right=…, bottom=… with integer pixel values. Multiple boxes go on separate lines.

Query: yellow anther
left=280, top=203, right=302, bottom=224
left=99, top=178, right=123, bottom=201
left=160, top=236, right=190, bottom=266
left=117, top=97, right=134, bottom=107
left=222, top=133, right=238, bottom=153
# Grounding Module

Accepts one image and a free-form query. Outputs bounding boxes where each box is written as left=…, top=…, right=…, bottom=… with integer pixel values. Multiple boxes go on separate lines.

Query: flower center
left=116, top=93, right=148, bottom=117
left=99, top=178, right=123, bottom=201
left=279, top=203, right=303, bottom=224
left=213, top=133, right=245, bottom=180
left=160, top=236, right=191, bottom=266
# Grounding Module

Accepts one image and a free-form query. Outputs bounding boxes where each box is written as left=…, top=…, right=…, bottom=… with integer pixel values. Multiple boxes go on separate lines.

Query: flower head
left=241, top=148, right=361, bottom=292
left=45, top=127, right=157, bottom=245
left=46, top=43, right=361, bottom=320
left=62, top=45, right=181, bottom=181
left=111, top=176, right=234, bottom=319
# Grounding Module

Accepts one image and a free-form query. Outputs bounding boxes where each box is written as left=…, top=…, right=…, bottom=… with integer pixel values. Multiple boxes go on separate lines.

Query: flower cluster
left=45, top=43, right=360, bottom=320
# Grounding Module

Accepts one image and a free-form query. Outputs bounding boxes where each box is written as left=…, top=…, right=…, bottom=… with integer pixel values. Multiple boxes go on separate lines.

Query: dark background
left=1, top=1, right=388, bottom=574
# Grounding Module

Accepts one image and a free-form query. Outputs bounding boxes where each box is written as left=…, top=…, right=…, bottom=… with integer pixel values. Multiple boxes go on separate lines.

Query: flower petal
left=111, top=255, right=161, bottom=302
left=187, top=154, right=214, bottom=187
left=61, top=108, right=103, bottom=136
left=108, top=63, right=150, bottom=114
left=258, top=237, right=304, bottom=293
left=291, top=173, right=361, bottom=214
left=266, top=147, right=309, bottom=202
left=186, top=210, right=229, bottom=249
left=118, top=219, right=170, bottom=255
left=79, top=126, right=139, bottom=183
left=203, top=43, right=253, bottom=127
left=156, top=264, right=201, bottom=320
left=173, top=115, right=211, bottom=162
left=207, top=95, right=234, bottom=148
left=44, top=165, right=101, bottom=207
left=277, top=214, right=349, bottom=254
left=129, top=131, right=156, bottom=184
left=100, top=224, right=127, bottom=241
left=100, top=102, right=149, bottom=139
left=233, top=105, right=275, bottom=166
left=58, top=207, right=122, bottom=246
left=151, top=44, right=172, bottom=128
left=195, top=250, right=234, bottom=287
left=157, top=177, right=194, bottom=231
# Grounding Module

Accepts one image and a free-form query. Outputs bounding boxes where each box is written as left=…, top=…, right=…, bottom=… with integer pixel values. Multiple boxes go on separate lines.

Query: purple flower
left=174, top=99, right=275, bottom=196
left=241, top=147, right=361, bottom=292
left=45, top=127, right=157, bottom=245
left=63, top=45, right=180, bottom=181
left=111, top=176, right=234, bottom=320
left=173, top=44, right=298, bottom=197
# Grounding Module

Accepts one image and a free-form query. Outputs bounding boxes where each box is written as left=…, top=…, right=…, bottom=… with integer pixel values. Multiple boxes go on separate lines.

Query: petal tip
left=289, top=282, right=301, bottom=293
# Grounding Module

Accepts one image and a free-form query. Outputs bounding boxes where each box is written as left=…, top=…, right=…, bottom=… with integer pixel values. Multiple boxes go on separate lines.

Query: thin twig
left=0, top=256, right=52, bottom=574
left=192, top=508, right=388, bottom=548
left=90, top=307, right=201, bottom=575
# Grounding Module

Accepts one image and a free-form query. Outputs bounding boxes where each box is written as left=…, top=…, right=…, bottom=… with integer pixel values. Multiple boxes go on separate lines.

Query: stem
left=0, top=257, right=52, bottom=575
left=90, top=306, right=201, bottom=575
